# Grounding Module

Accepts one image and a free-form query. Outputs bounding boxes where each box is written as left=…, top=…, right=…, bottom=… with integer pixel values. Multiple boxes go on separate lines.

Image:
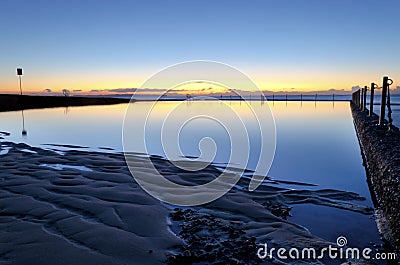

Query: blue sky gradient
left=0, top=0, right=399, bottom=93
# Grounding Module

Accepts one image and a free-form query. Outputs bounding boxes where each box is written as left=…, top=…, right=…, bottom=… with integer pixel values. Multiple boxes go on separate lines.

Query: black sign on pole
left=17, top=68, right=23, bottom=95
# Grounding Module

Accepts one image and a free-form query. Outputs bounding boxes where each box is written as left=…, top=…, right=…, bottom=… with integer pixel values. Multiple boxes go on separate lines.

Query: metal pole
left=19, top=75, right=22, bottom=95
left=379, top=77, right=389, bottom=126
left=369, top=83, right=375, bottom=116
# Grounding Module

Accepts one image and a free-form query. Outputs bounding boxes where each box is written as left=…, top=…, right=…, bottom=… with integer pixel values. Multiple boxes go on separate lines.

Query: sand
left=0, top=141, right=377, bottom=264
left=0, top=94, right=130, bottom=112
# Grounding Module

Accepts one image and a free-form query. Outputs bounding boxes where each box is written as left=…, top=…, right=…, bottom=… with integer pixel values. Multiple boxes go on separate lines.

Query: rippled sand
left=0, top=142, right=374, bottom=264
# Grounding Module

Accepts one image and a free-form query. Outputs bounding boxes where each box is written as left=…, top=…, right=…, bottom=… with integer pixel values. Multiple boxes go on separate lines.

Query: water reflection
left=64, top=106, right=70, bottom=115
left=0, top=101, right=371, bottom=196
left=21, top=110, right=27, bottom=137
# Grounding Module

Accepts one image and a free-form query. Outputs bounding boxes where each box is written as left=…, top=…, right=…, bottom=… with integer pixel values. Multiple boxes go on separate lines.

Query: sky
left=0, top=0, right=399, bottom=94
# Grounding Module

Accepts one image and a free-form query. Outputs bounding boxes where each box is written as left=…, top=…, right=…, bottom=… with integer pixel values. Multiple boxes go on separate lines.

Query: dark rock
left=167, top=208, right=261, bottom=264
left=351, top=103, right=400, bottom=257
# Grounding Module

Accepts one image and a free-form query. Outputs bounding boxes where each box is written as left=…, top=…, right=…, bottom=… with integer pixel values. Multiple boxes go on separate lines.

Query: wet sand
left=0, top=141, right=378, bottom=264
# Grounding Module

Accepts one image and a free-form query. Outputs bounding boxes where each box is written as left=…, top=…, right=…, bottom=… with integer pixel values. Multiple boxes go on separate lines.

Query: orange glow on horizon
left=0, top=71, right=398, bottom=94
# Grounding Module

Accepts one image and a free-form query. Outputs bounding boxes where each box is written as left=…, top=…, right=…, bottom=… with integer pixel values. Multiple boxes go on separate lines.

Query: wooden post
left=379, top=76, right=389, bottom=126
left=363, top=86, right=367, bottom=111
left=369, top=83, right=375, bottom=116
left=354, top=91, right=357, bottom=106
left=360, top=88, right=364, bottom=110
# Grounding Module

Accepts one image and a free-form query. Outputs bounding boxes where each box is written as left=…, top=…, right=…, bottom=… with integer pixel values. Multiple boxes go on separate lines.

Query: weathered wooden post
left=363, top=86, right=367, bottom=111
left=360, top=88, right=364, bottom=110
left=369, top=83, right=376, bottom=117
left=379, top=76, right=389, bottom=126
left=354, top=90, right=357, bottom=106
left=17, top=68, right=23, bottom=95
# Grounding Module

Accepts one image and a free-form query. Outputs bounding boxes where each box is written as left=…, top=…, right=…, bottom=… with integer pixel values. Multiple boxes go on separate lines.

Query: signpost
left=17, top=68, right=23, bottom=95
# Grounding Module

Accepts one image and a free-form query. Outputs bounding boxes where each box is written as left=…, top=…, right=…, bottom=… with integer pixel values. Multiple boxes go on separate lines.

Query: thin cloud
left=106, top=88, right=137, bottom=93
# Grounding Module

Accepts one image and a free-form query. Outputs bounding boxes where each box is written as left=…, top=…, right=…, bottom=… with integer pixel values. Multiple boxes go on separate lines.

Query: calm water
left=0, top=101, right=384, bottom=254
left=364, top=94, right=400, bottom=128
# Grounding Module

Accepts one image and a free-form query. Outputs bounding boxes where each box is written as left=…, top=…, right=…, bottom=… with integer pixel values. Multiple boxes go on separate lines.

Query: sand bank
left=0, top=94, right=130, bottom=112
left=0, top=141, right=377, bottom=264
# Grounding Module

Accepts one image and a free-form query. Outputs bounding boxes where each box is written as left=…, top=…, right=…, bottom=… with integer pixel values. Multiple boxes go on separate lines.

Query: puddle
left=39, top=164, right=93, bottom=172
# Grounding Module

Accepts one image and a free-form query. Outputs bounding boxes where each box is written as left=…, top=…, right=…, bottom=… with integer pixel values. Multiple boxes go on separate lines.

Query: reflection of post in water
left=300, top=94, right=303, bottom=108
left=21, top=109, right=27, bottom=137
left=314, top=93, right=317, bottom=108
left=185, top=94, right=192, bottom=106
left=64, top=106, right=70, bottom=115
